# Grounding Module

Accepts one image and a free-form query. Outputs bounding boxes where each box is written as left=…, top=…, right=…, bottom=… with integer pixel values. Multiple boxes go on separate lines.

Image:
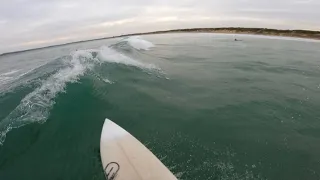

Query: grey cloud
left=0, top=0, right=319, bottom=53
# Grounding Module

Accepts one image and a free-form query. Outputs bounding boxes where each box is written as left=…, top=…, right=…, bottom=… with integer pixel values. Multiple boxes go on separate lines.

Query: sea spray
left=123, top=36, right=155, bottom=50
left=0, top=37, right=158, bottom=145
left=0, top=51, right=93, bottom=144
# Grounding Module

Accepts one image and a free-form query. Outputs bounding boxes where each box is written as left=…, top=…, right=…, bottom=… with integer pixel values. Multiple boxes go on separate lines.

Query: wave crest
left=123, top=36, right=155, bottom=50
left=0, top=38, right=158, bottom=145
left=98, top=46, right=157, bottom=69
left=0, top=51, right=93, bottom=145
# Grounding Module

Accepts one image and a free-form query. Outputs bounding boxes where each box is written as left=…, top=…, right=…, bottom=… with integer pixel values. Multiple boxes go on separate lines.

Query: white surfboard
left=100, top=118, right=177, bottom=180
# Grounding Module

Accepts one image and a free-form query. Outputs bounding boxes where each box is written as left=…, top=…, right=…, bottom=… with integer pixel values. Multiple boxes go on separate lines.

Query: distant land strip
left=2, top=27, right=320, bottom=56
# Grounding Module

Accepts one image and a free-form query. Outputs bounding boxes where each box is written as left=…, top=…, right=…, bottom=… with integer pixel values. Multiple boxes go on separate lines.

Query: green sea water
left=0, top=33, right=320, bottom=180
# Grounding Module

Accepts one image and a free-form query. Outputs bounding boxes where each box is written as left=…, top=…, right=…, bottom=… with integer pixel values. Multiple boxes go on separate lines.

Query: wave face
left=0, top=37, right=157, bottom=145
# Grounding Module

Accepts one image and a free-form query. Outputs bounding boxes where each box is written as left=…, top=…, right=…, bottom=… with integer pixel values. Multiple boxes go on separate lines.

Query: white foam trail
left=0, top=76, right=12, bottom=82
left=0, top=69, right=21, bottom=76
left=0, top=69, right=21, bottom=85
left=123, top=36, right=155, bottom=50
left=0, top=50, right=93, bottom=145
left=103, top=78, right=113, bottom=84
left=0, top=46, right=159, bottom=145
left=97, top=46, right=157, bottom=69
left=0, top=66, right=46, bottom=95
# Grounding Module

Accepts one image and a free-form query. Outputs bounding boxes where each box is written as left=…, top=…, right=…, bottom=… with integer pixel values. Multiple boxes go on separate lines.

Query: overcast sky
left=0, top=0, right=319, bottom=53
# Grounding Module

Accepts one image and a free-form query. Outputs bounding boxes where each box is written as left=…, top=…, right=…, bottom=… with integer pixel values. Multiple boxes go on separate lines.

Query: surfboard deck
left=100, top=118, right=177, bottom=180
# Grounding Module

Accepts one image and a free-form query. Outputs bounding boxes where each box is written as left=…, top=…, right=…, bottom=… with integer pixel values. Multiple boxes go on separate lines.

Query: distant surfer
left=234, top=39, right=242, bottom=41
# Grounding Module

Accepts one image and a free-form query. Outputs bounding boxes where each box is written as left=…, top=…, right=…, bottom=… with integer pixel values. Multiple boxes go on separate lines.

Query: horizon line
left=1, top=27, right=319, bottom=56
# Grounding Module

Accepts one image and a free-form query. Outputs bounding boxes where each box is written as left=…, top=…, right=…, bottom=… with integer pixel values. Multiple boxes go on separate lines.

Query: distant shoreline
left=1, top=27, right=320, bottom=56
left=122, top=28, right=320, bottom=40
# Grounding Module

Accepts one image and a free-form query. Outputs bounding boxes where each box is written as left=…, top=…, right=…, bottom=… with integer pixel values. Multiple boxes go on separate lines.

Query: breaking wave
left=98, top=46, right=157, bottom=69
left=123, top=36, right=155, bottom=50
left=0, top=37, right=157, bottom=145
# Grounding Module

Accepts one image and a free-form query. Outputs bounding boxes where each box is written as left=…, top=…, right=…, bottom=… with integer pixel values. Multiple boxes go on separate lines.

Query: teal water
left=1, top=34, right=320, bottom=180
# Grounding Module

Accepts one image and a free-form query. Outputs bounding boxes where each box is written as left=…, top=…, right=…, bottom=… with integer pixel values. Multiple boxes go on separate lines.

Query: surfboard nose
left=101, top=118, right=127, bottom=140
left=100, top=118, right=177, bottom=180
left=104, top=118, right=112, bottom=125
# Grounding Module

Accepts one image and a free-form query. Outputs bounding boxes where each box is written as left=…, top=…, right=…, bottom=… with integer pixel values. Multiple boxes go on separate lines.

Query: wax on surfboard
left=100, top=118, right=178, bottom=180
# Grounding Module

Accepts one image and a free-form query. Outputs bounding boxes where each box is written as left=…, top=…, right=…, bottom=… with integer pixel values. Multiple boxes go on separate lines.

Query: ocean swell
left=0, top=51, right=93, bottom=144
left=0, top=37, right=158, bottom=145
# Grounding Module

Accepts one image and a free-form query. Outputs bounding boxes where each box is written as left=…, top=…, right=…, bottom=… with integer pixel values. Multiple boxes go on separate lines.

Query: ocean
left=0, top=33, right=320, bottom=180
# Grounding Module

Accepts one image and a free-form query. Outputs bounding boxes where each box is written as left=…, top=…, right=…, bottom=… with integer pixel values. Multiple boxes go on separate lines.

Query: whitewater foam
left=0, top=69, right=21, bottom=76
left=123, top=36, right=155, bottom=50
left=97, top=46, right=157, bottom=69
left=0, top=51, right=93, bottom=145
left=0, top=43, right=159, bottom=145
left=103, top=78, right=113, bottom=84
left=0, top=76, right=12, bottom=82
left=0, top=69, right=21, bottom=84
